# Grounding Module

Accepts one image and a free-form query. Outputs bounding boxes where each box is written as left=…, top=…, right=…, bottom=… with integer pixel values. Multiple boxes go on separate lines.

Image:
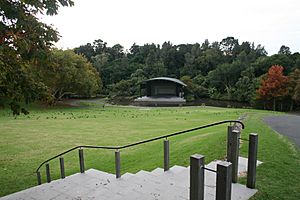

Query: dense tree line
left=74, top=38, right=300, bottom=111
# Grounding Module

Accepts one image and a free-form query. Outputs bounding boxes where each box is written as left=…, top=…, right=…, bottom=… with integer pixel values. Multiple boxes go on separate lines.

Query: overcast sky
left=39, top=0, right=300, bottom=55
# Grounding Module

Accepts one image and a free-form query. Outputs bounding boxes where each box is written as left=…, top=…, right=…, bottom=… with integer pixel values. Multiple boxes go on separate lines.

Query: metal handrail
left=35, top=120, right=244, bottom=173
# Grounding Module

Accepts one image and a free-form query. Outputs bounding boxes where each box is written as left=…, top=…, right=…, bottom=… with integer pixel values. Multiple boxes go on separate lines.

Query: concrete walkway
left=1, top=157, right=261, bottom=200
left=263, top=114, right=300, bottom=148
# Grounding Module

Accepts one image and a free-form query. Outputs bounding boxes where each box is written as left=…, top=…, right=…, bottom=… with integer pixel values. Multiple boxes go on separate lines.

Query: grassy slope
left=240, top=112, right=300, bottom=200
left=0, top=105, right=299, bottom=199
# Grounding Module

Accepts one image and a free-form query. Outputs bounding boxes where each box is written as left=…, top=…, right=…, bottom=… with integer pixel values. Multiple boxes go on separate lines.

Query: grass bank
left=0, top=104, right=299, bottom=199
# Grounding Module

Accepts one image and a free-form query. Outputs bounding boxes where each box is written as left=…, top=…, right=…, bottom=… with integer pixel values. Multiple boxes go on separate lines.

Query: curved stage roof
left=146, top=77, right=187, bottom=87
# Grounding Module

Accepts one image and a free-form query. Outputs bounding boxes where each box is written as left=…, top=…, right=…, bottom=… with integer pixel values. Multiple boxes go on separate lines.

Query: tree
left=74, top=43, right=95, bottom=61
left=257, top=65, right=288, bottom=110
left=98, top=57, right=133, bottom=86
left=1, top=0, right=74, bottom=114
left=130, top=69, right=147, bottom=84
left=93, top=39, right=107, bottom=55
left=107, top=44, right=124, bottom=60
left=220, top=37, right=239, bottom=60
left=255, top=44, right=268, bottom=57
left=91, top=53, right=110, bottom=86
left=234, top=67, right=257, bottom=102
left=143, top=48, right=167, bottom=78
left=144, top=61, right=167, bottom=78
left=161, top=42, right=179, bottom=77
left=287, top=69, right=300, bottom=110
left=92, top=53, right=110, bottom=73
left=180, top=76, right=209, bottom=100
left=207, top=62, right=245, bottom=99
left=196, top=48, right=223, bottom=75
left=180, top=52, right=197, bottom=77
left=252, top=54, right=294, bottom=77
left=292, top=53, right=300, bottom=70
left=180, top=43, right=202, bottom=77
left=129, top=69, right=148, bottom=96
left=201, top=39, right=210, bottom=51
left=36, top=49, right=102, bottom=102
left=278, top=45, right=291, bottom=55
left=111, top=80, right=133, bottom=97
left=293, top=83, right=300, bottom=106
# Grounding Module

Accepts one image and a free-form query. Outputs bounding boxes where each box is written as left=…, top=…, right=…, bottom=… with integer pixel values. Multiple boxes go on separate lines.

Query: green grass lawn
left=0, top=104, right=299, bottom=199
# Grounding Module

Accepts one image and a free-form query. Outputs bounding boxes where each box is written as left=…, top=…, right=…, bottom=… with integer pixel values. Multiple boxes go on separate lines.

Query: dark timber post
left=60, top=157, right=65, bottom=179
left=190, top=154, right=205, bottom=200
left=216, top=161, right=232, bottom=200
left=36, top=171, right=42, bottom=185
left=227, top=126, right=233, bottom=162
left=46, top=163, right=51, bottom=183
left=247, top=133, right=258, bottom=189
left=79, top=148, right=85, bottom=173
left=164, top=139, right=170, bottom=171
left=115, top=150, right=121, bottom=178
left=231, top=129, right=240, bottom=183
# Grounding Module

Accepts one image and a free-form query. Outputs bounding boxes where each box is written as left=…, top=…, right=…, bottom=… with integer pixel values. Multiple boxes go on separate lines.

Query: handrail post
left=164, top=139, right=170, bottom=171
left=247, top=133, right=258, bottom=189
left=79, top=148, right=85, bottom=173
left=227, top=125, right=233, bottom=162
left=190, top=154, right=205, bottom=200
left=115, top=150, right=121, bottom=178
left=216, top=161, right=232, bottom=200
left=60, top=157, right=65, bottom=179
left=36, top=171, right=41, bottom=185
left=46, top=163, right=51, bottom=183
left=231, top=129, right=240, bottom=183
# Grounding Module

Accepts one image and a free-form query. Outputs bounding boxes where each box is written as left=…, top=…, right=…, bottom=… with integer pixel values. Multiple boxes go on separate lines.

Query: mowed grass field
left=0, top=104, right=299, bottom=199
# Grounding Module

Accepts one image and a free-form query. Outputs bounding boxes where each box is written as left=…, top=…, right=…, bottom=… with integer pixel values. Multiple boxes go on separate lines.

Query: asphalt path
left=263, top=114, right=300, bottom=148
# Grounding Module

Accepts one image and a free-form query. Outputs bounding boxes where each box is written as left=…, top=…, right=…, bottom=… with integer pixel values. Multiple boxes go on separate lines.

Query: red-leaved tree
left=257, top=65, right=288, bottom=110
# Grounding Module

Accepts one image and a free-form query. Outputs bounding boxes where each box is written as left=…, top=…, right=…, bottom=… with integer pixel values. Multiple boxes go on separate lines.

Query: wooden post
left=227, top=126, right=233, bottom=162
left=190, top=154, right=205, bottom=200
left=231, top=129, right=240, bottom=183
left=36, top=171, right=42, bottom=185
left=115, top=150, right=121, bottom=178
left=247, top=133, right=258, bottom=189
left=46, top=163, right=51, bottom=183
left=216, top=161, right=232, bottom=200
left=79, top=148, right=85, bottom=173
left=60, top=157, right=65, bottom=179
left=164, top=139, right=170, bottom=171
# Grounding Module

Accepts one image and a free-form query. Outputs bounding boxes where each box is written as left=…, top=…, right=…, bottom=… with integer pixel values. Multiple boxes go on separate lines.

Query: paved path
left=263, top=115, right=300, bottom=148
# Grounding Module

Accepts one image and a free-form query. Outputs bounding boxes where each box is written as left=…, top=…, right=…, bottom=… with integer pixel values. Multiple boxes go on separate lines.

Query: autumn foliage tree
left=257, top=65, right=288, bottom=110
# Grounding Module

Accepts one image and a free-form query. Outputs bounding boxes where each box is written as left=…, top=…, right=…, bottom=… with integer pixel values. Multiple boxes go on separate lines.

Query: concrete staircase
left=1, top=157, right=260, bottom=200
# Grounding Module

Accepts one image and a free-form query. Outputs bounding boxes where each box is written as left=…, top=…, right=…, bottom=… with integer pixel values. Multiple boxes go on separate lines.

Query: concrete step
left=105, top=171, right=189, bottom=200
left=84, top=167, right=190, bottom=199
left=120, top=172, right=134, bottom=180
left=150, top=167, right=164, bottom=176
left=0, top=156, right=262, bottom=200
